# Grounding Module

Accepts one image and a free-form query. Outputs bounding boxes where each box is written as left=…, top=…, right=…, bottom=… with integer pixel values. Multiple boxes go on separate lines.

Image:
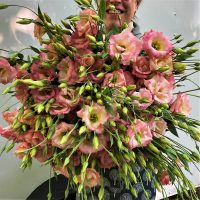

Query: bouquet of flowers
left=0, top=1, right=200, bottom=199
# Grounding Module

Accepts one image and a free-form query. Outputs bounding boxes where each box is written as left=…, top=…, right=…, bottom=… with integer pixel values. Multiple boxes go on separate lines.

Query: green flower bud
left=138, top=154, right=146, bottom=167
left=173, top=48, right=185, bottom=54
left=12, top=121, right=22, bottom=130
left=60, top=134, right=68, bottom=145
left=37, top=103, right=45, bottom=113
left=122, top=163, right=128, bottom=175
left=148, top=143, right=160, bottom=154
left=79, top=66, right=85, bottom=73
left=157, top=66, right=170, bottom=72
left=79, top=126, right=87, bottom=135
left=16, top=18, right=33, bottom=24
left=86, top=34, right=96, bottom=43
left=173, top=62, right=186, bottom=73
left=35, top=118, right=41, bottom=131
left=135, top=132, right=142, bottom=145
left=64, top=157, right=70, bottom=166
left=61, top=20, right=71, bottom=29
left=5, top=142, right=15, bottom=153
left=73, top=175, right=78, bottom=184
left=41, top=62, right=51, bottom=68
left=98, top=186, right=104, bottom=200
left=96, top=92, right=102, bottom=99
left=2, top=86, right=12, bottom=95
left=92, top=15, right=101, bottom=22
left=118, top=124, right=127, bottom=132
left=80, top=0, right=91, bottom=6
left=122, top=107, right=128, bottom=115
left=127, top=85, right=136, bottom=91
left=30, top=148, right=37, bottom=157
left=186, top=48, right=198, bottom=55
left=96, top=72, right=105, bottom=78
left=109, top=120, right=116, bottom=127
left=93, top=135, right=99, bottom=149
left=20, top=62, right=31, bottom=70
left=0, top=3, right=9, bottom=9
left=183, top=40, right=200, bottom=48
left=154, top=180, right=162, bottom=192
left=130, top=188, right=138, bottom=198
left=181, top=153, right=191, bottom=162
left=22, top=124, right=28, bottom=132
left=130, top=171, right=137, bottom=183
left=86, top=96, right=92, bottom=101
left=120, top=86, right=127, bottom=92
left=79, top=85, right=85, bottom=95
left=178, top=121, right=188, bottom=130
left=191, top=151, right=200, bottom=162
left=95, top=99, right=102, bottom=105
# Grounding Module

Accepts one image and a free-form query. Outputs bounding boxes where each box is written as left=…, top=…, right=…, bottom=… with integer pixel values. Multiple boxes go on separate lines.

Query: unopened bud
left=79, top=126, right=87, bottom=135
left=93, top=135, right=99, bottom=149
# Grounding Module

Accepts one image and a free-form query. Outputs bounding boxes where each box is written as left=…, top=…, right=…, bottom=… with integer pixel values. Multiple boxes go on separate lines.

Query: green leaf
left=0, top=4, right=9, bottom=10
left=30, top=46, right=40, bottom=54
left=98, top=0, right=106, bottom=20
left=38, top=4, right=44, bottom=20
left=167, top=121, right=179, bottom=137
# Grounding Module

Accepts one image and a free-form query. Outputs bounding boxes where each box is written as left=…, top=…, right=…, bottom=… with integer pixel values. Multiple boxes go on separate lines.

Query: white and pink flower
left=143, top=30, right=173, bottom=58
left=144, top=73, right=173, bottom=104
left=170, top=93, right=191, bottom=116
left=109, top=29, right=142, bottom=66
left=77, top=104, right=110, bottom=134
left=149, top=118, right=167, bottom=137
left=127, top=119, right=152, bottom=149
left=0, top=58, right=17, bottom=84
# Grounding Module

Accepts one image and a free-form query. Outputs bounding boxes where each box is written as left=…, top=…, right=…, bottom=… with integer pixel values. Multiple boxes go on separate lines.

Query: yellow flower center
left=89, top=113, right=98, bottom=123
left=152, top=41, right=161, bottom=50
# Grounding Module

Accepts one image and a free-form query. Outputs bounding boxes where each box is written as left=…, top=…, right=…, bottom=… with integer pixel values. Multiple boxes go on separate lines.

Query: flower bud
left=20, top=62, right=31, bottom=70
left=97, top=99, right=103, bottom=105
left=130, top=188, right=138, bottom=198
left=186, top=48, right=199, bottom=55
left=120, top=86, right=127, bottom=92
left=96, top=92, right=102, bottom=99
left=5, top=142, right=15, bottom=153
left=129, top=171, right=137, bottom=183
left=174, top=62, right=186, bottom=73
left=148, top=143, right=160, bottom=154
left=122, top=163, right=128, bottom=175
left=22, top=124, right=28, bottom=132
left=191, top=151, right=200, bottom=162
left=60, top=134, right=68, bottom=145
left=0, top=3, right=9, bottom=9
left=126, top=85, right=136, bottom=91
left=46, top=116, right=53, bottom=127
left=157, top=66, right=170, bottom=73
left=154, top=180, right=162, bottom=192
left=173, top=48, right=185, bottom=54
left=96, top=41, right=104, bottom=47
left=79, top=126, right=87, bottom=135
left=93, top=135, right=99, bottom=149
left=98, top=186, right=104, bottom=200
left=37, top=103, right=45, bottom=113
left=96, top=72, right=105, bottom=78
left=178, top=121, right=188, bottom=130
left=30, top=148, right=37, bottom=157
left=64, top=157, right=70, bottom=166
left=58, top=83, right=68, bottom=88
left=138, top=154, right=146, bottom=167
left=17, top=18, right=32, bottom=24
left=79, top=85, right=85, bottom=95
left=86, top=34, right=96, bottom=43
left=183, top=40, right=200, bottom=48
left=122, top=107, right=128, bottom=115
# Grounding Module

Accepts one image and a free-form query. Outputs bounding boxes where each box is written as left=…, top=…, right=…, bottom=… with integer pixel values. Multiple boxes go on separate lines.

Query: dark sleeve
left=26, top=175, right=76, bottom=200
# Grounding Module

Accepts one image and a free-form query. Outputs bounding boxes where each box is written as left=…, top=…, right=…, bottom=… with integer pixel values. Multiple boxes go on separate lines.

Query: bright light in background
left=9, top=8, right=35, bottom=44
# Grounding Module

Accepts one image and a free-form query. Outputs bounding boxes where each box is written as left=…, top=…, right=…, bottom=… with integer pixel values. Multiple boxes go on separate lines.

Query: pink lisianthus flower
left=124, top=71, right=135, bottom=85
left=76, top=9, right=98, bottom=37
left=35, top=146, right=53, bottom=163
left=77, top=104, right=110, bottom=134
left=2, top=110, right=18, bottom=125
left=49, top=100, right=71, bottom=115
left=31, top=60, right=56, bottom=82
left=15, top=142, right=31, bottom=159
left=150, top=56, right=173, bottom=75
left=109, top=29, right=142, bottom=66
left=103, top=69, right=126, bottom=87
left=57, top=57, right=79, bottom=85
left=144, top=73, right=173, bottom=104
left=0, top=58, right=17, bottom=84
left=15, top=83, right=29, bottom=103
left=98, top=150, right=116, bottom=169
left=70, top=31, right=90, bottom=50
left=132, top=56, right=152, bottom=79
left=149, top=118, right=167, bottom=137
left=78, top=168, right=101, bottom=188
left=131, top=88, right=153, bottom=109
left=143, top=30, right=173, bottom=58
left=170, top=93, right=191, bottom=116
left=0, top=125, right=19, bottom=141
left=54, top=165, right=69, bottom=178
left=160, top=170, right=171, bottom=185
left=56, top=87, right=81, bottom=108
left=18, top=129, right=45, bottom=146
left=75, top=49, right=95, bottom=67
left=30, top=88, right=56, bottom=103
left=34, top=17, right=45, bottom=44
left=52, top=122, right=75, bottom=149
left=45, top=44, right=58, bottom=60
left=127, top=119, right=152, bottom=149
left=78, top=134, right=108, bottom=154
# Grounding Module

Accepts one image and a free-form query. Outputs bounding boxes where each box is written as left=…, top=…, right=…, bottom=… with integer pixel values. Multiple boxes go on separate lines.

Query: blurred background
left=0, top=0, right=199, bottom=199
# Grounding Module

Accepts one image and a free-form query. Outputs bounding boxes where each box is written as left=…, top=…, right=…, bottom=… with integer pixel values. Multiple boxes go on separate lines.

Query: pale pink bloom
left=62, top=34, right=71, bottom=46
left=0, top=58, right=17, bottom=84
left=109, top=29, right=142, bottom=65
left=31, top=60, right=56, bottom=82
left=54, top=165, right=69, bottom=178
left=143, top=30, right=173, bottom=58
left=78, top=168, right=101, bottom=188
left=103, top=69, right=126, bottom=87
left=170, top=93, right=191, bottom=116
left=49, top=101, right=71, bottom=115
left=34, top=17, right=45, bottom=44
left=0, top=125, right=19, bottom=141
left=77, top=104, right=110, bottom=134
left=78, top=134, right=108, bottom=154
left=144, top=73, right=173, bottom=104
left=76, top=9, right=98, bottom=36
left=15, top=142, right=31, bottom=159
left=57, top=57, right=79, bottom=85
left=56, top=87, right=81, bottom=108
left=132, top=56, right=152, bottom=79
left=52, top=122, right=75, bottom=149
left=124, top=71, right=135, bottom=85
left=150, top=56, right=173, bottom=75
left=99, top=150, right=116, bottom=169
left=35, top=146, right=53, bottom=163
left=127, top=119, right=152, bottom=149
left=30, top=88, right=56, bottom=103
left=149, top=118, right=167, bottom=137
left=45, top=44, right=58, bottom=60
left=15, top=83, right=29, bottom=103
left=75, top=49, right=95, bottom=67
left=2, top=110, right=18, bottom=125
left=131, top=88, right=153, bottom=109
left=160, top=170, right=171, bottom=185
left=70, top=31, right=89, bottom=49
left=18, top=129, right=45, bottom=146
